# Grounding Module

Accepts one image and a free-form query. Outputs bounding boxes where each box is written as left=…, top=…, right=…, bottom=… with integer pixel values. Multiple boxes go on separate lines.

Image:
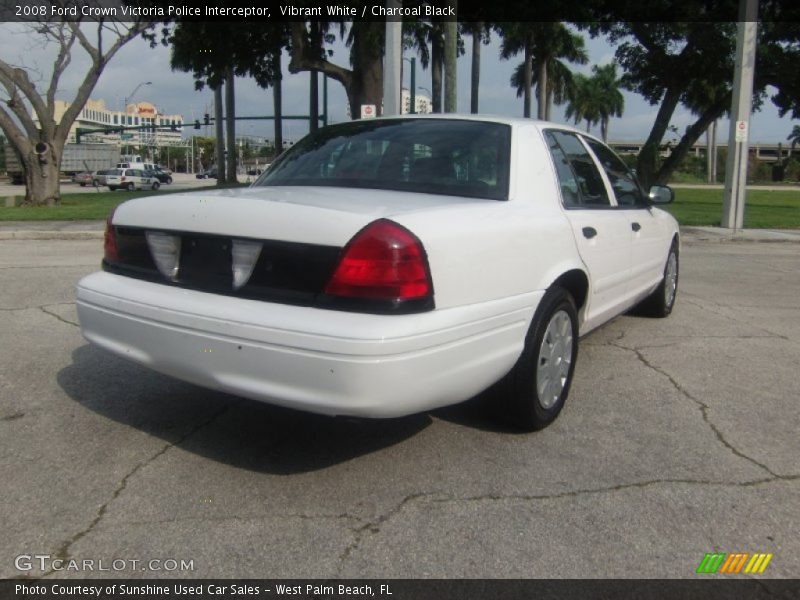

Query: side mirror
left=649, top=185, right=674, bottom=204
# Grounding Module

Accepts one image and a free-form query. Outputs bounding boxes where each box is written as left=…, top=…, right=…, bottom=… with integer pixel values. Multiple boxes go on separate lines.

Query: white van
left=105, top=168, right=159, bottom=191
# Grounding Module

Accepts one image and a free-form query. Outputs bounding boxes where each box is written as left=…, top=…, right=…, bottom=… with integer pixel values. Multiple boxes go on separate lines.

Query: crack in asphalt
left=608, top=339, right=786, bottom=480
left=333, top=475, right=799, bottom=572
left=40, top=404, right=232, bottom=579
left=39, top=305, right=79, bottom=328
left=681, top=295, right=790, bottom=340
left=336, top=492, right=432, bottom=576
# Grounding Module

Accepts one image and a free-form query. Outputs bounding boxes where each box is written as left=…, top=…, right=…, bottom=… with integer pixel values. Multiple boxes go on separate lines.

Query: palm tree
left=565, top=74, right=601, bottom=133
left=788, top=124, right=800, bottom=160
left=500, top=23, right=587, bottom=120
left=462, top=22, right=491, bottom=114
left=498, top=22, right=535, bottom=118
left=591, top=63, right=624, bottom=142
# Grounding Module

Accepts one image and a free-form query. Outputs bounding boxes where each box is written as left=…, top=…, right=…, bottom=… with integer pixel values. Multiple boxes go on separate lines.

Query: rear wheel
left=166, top=176, right=173, bottom=184
left=108, top=186, right=117, bottom=191
left=151, top=181, right=160, bottom=190
left=126, top=182, right=135, bottom=192
left=637, top=242, right=678, bottom=317
left=496, top=286, right=579, bottom=431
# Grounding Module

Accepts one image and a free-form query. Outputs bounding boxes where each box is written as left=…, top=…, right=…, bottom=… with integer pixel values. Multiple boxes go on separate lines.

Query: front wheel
left=151, top=181, right=160, bottom=190
left=108, top=186, right=117, bottom=191
left=126, top=182, right=135, bottom=192
left=496, top=286, right=579, bottom=431
left=166, top=176, right=173, bottom=184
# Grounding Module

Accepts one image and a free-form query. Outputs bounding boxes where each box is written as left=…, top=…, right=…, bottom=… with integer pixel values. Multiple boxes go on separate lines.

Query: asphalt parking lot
left=1, top=236, right=798, bottom=579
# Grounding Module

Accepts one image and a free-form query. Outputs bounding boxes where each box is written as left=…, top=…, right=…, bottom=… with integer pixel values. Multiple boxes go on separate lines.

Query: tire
left=495, top=286, right=579, bottom=431
left=109, top=186, right=117, bottom=191
left=151, top=181, right=160, bottom=190
left=166, top=176, right=173, bottom=184
left=92, top=179, right=99, bottom=187
left=126, top=182, right=135, bottom=192
left=637, top=241, right=679, bottom=318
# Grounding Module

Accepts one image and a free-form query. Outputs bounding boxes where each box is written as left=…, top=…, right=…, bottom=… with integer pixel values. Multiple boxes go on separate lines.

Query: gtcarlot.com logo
left=14, top=554, right=195, bottom=573
left=696, top=552, right=773, bottom=575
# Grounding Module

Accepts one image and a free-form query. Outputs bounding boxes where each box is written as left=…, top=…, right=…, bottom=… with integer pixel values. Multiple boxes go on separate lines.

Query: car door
left=544, top=130, right=633, bottom=329
left=584, top=138, right=668, bottom=299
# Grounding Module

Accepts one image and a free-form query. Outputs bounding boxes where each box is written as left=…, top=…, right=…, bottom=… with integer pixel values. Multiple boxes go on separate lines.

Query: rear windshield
left=255, top=119, right=511, bottom=201
left=107, top=169, right=122, bottom=176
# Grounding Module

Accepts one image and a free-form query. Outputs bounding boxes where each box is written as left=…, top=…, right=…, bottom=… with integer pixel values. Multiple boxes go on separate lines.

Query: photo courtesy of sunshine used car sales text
left=12, top=583, right=393, bottom=597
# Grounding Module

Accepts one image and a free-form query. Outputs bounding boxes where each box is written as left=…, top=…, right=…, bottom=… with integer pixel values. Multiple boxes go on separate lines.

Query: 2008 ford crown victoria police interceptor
left=77, top=116, right=679, bottom=431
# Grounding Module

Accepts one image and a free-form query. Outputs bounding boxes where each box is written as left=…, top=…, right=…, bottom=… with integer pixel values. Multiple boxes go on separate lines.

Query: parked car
left=195, top=166, right=218, bottom=179
left=105, top=168, right=159, bottom=191
left=77, top=116, right=679, bottom=431
left=94, top=169, right=113, bottom=187
left=71, top=171, right=94, bottom=186
left=146, top=167, right=173, bottom=184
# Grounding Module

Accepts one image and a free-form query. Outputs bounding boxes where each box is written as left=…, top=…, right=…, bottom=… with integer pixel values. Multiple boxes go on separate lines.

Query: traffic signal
left=194, top=120, right=201, bottom=130
left=204, top=114, right=210, bottom=126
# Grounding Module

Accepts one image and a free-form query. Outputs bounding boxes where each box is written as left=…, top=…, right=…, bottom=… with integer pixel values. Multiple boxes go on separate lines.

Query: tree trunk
left=349, top=22, right=384, bottom=119
left=635, top=87, right=681, bottom=190
left=602, top=117, right=609, bottom=142
left=309, top=71, right=318, bottom=133
left=655, top=95, right=729, bottom=186
left=23, top=148, right=61, bottom=206
left=225, top=68, right=237, bottom=184
left=214, top=84, right=226, bottom=182
left=523, top=43, right=532, bottom=119
left=537, top=58, right=547, bottom=120
left=444, top=14, right=457, bottom=113
left=431, top=31, right=443, bottom=114
left=273, top=50, right=283, bottom=154
left=470, top=23, right=482, bottom=114
left=545, top=84, right=553, bottom=121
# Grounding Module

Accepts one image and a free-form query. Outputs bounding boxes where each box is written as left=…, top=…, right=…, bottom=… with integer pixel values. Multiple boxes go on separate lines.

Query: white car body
left=77, top=116, right=679, bottom=422
left=105, top=168, right=158, bottom=191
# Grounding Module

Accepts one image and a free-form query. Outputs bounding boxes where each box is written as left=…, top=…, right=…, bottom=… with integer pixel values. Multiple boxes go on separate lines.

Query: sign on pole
left=360, top=104, right=376, bottom=119
left=735, top=120, right=748, bottom=142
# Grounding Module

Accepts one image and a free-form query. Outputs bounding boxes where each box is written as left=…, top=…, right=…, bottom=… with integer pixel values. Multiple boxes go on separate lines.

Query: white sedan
left=76, top=116, right=679, bottom=430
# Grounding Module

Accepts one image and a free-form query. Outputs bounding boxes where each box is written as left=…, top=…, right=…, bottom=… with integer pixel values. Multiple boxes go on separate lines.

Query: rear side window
left=545, top=130, right=610, bottom=207
left=258, top=119, right=511, bottom=201
left=585, top=139, right=646, bottom=207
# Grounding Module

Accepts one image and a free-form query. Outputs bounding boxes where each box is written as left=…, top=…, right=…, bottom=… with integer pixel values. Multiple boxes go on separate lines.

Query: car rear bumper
left=76, top=272, right=540, bottom=417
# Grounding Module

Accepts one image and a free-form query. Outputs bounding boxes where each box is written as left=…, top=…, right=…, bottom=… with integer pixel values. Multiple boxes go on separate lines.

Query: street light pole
left=722, top=0, right=758, bottom=230
left=403, top=57, right=416, bottom=114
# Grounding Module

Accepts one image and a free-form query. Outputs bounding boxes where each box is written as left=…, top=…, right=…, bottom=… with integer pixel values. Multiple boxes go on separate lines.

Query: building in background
left=40, top=98, right=185, bottom=147
left=401, top=89, right=432, bottom=115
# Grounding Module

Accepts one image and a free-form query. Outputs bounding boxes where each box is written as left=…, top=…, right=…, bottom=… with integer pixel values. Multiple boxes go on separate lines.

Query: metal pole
left=410, top=58, right=416, bottom=114
left=722, top=0, right=758, bottom=230
left=383, top=0, right=402, bottom=116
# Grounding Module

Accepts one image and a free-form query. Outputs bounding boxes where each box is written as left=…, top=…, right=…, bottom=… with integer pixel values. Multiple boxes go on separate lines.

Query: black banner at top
left=2, top=0, right=800, bottom=23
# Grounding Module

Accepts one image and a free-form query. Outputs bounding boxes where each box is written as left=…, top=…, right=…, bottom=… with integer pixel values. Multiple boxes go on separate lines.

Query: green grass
left=664, top=188, right=800, bottom=229
left=0, top=185, right=242, bottom=221
left=2, top=185, right=799, bottom=229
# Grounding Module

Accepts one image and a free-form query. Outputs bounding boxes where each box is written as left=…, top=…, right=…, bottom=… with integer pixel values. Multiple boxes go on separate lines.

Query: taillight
left=324, top=219, right=432, bottom=301
left=103, top=210, right=118, bottom=262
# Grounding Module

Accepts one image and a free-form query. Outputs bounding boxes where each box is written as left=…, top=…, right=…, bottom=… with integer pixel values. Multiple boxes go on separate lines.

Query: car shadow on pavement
left=58, top=344, right=432, bottom=474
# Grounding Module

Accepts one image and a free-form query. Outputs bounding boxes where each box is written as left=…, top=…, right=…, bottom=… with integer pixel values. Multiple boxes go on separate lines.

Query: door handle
left=631, top=222, right=641, bottom=232
left=582, top=227, right=597, bottom=239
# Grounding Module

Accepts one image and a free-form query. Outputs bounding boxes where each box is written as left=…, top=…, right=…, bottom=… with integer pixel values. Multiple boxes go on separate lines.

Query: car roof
left=340, top=113, right=601, bottom=143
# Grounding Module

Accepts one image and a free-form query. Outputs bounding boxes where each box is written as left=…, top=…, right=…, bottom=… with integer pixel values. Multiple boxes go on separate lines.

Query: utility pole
left=722, top=0, right=758, bottom=230
left=214, top=83, right=225, bottom=181
left=444, top=2, right=458, bottom=113
left=383, top=0, right=402, bottom=116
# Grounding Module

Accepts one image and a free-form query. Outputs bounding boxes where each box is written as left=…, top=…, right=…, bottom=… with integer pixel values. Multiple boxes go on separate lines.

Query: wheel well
left=551, top=269, right=589, bottom=310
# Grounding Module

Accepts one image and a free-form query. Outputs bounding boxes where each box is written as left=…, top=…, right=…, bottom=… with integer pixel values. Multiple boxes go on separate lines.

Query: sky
left=0, top=21, right=795, bottom=145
